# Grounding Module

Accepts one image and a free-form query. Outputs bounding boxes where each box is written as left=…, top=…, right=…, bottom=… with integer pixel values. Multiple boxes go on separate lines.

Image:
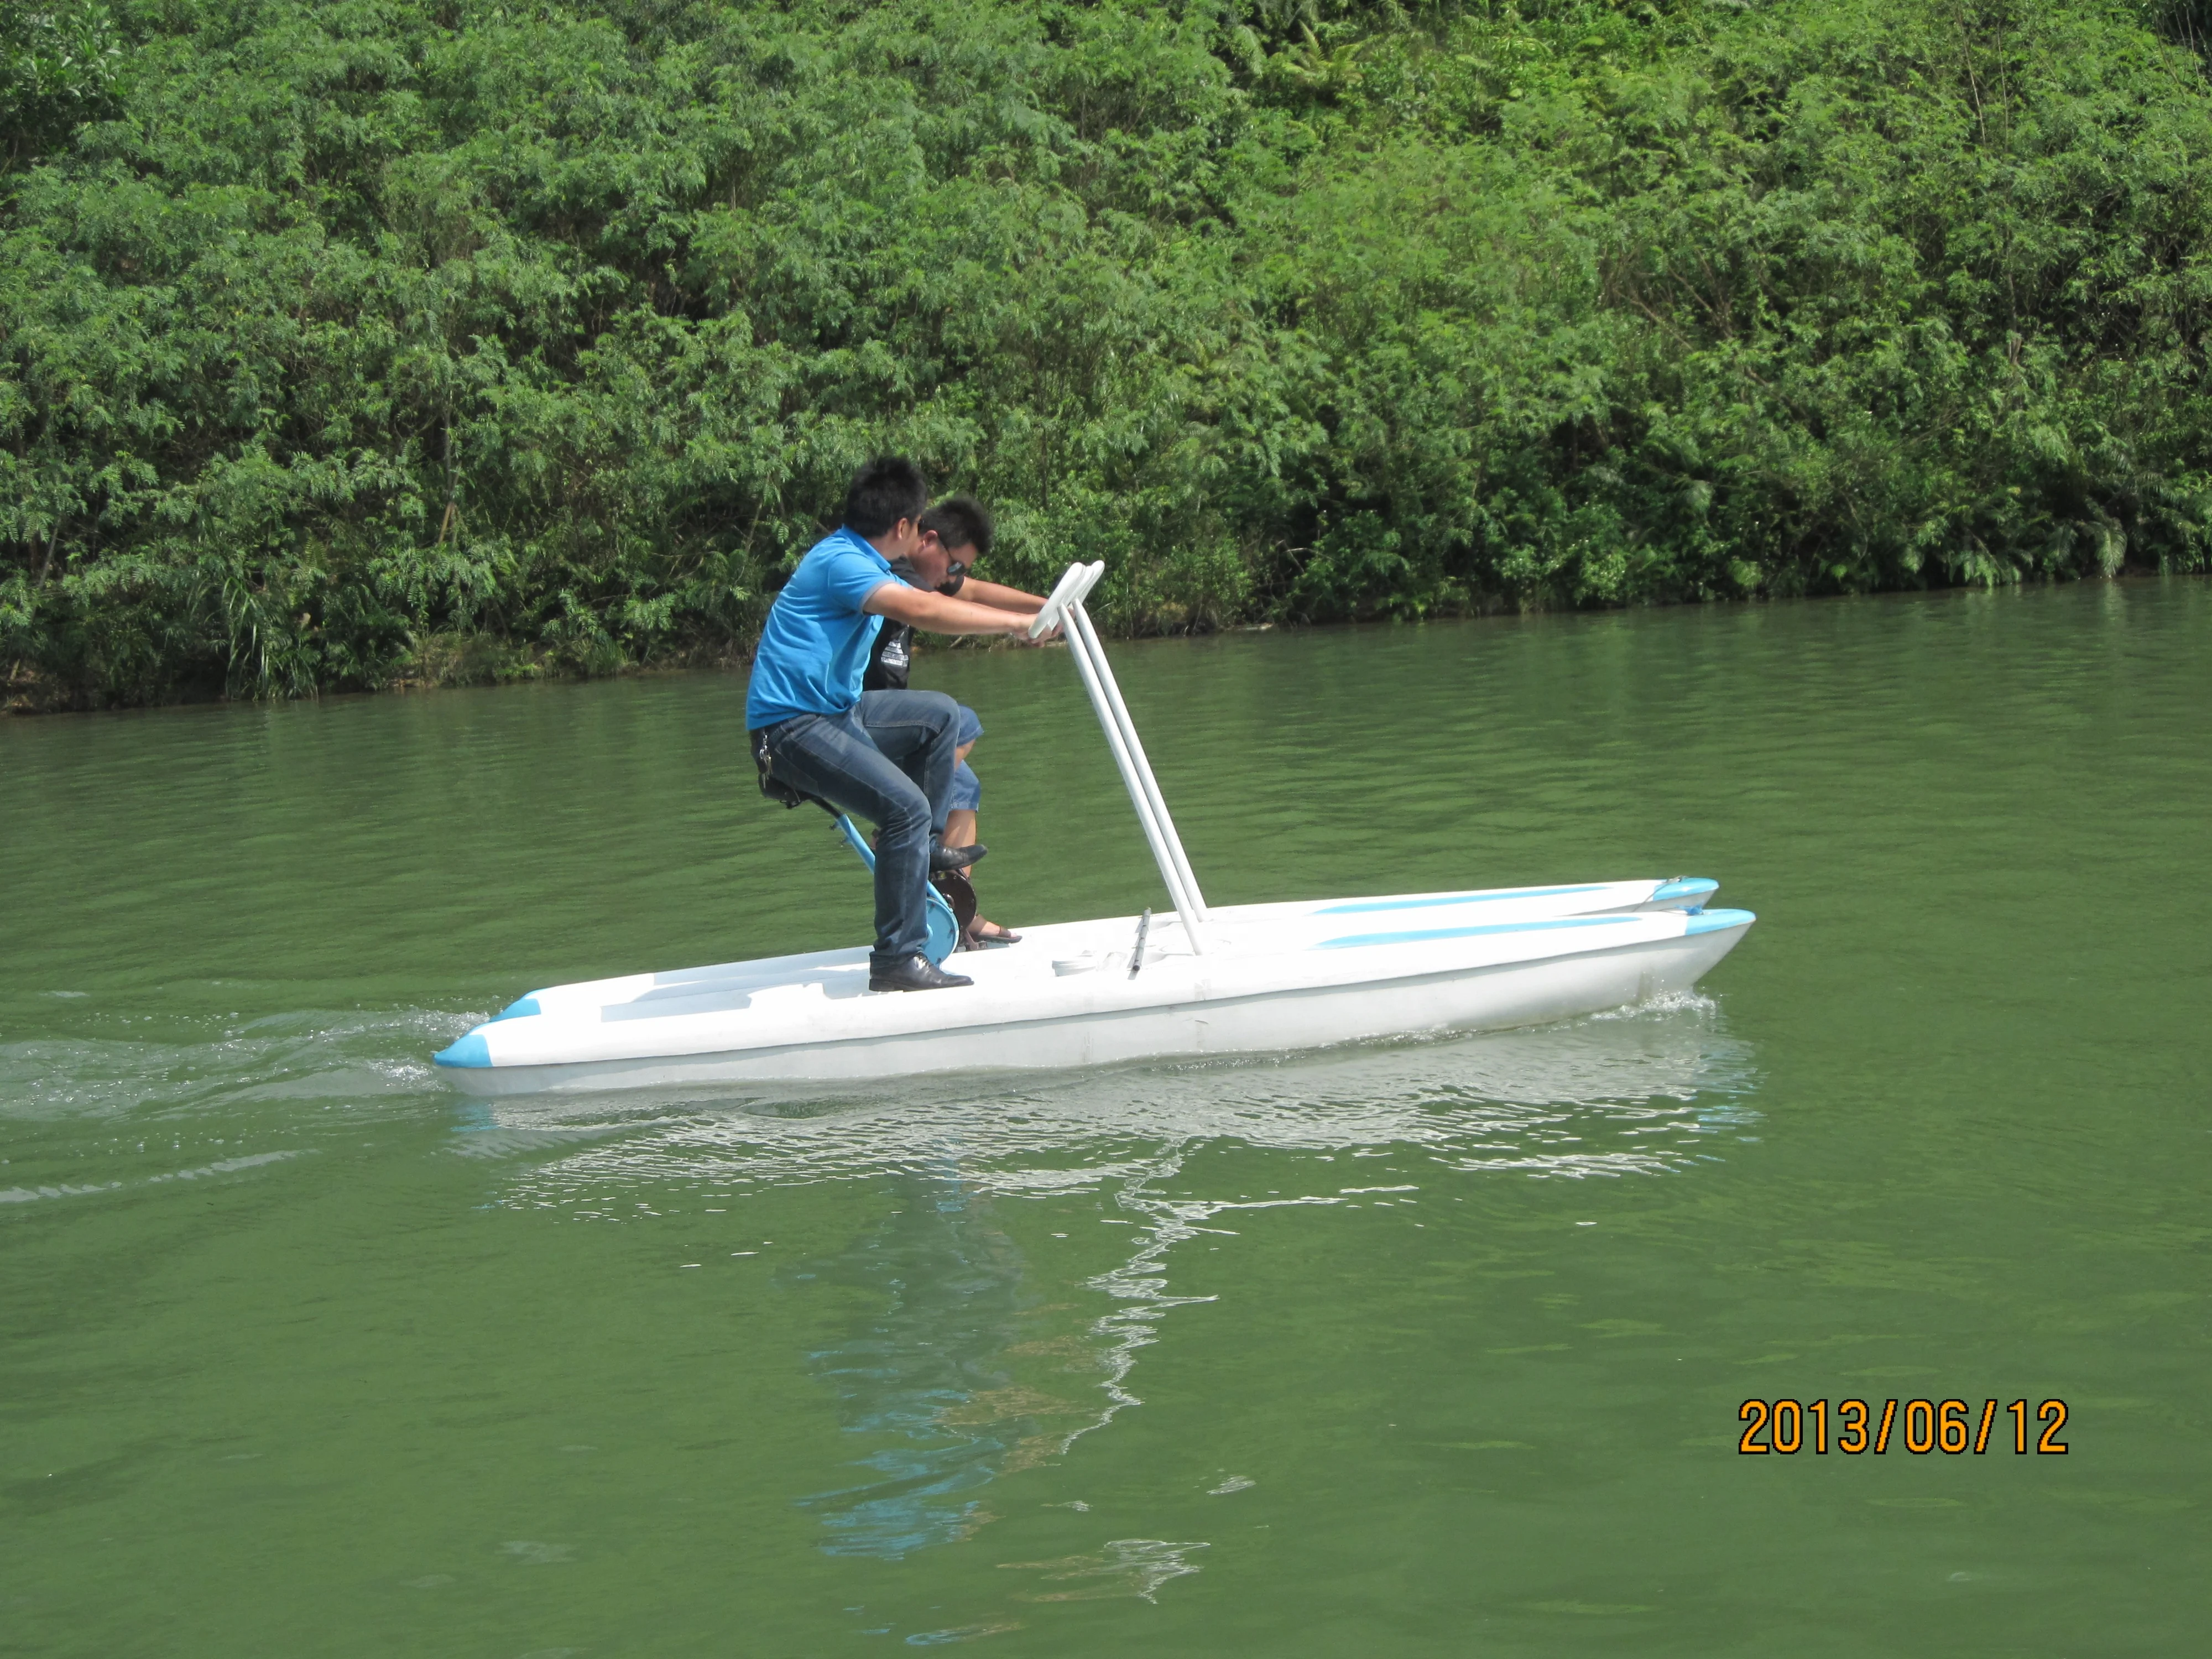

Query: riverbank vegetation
left=6, top=0, right=2211, bottom=708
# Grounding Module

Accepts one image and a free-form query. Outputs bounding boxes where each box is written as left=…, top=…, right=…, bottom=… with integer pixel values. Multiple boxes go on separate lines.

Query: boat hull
left=434, top=881, right=1752, bottom=1097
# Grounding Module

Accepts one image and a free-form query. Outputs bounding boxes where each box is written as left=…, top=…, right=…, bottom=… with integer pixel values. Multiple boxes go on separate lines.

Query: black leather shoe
left=868, top=954, right=975, bottom=993
left=930, top=841, right=987, bottom=872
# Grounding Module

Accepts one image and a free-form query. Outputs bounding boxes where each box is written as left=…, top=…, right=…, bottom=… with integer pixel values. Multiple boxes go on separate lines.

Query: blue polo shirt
left=745, top=528, right=898, bottom=729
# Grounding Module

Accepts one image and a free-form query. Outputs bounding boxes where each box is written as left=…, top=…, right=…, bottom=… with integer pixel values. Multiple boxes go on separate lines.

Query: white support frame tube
left=1068, top=601, right=1209, bottom=921
left=1060, top=603, right=1208, bottom=954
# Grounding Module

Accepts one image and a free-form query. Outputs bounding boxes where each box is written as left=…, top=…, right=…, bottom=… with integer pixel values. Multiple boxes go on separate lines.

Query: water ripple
left=0, top=1148, right=305, bottom=1204
left=475, top=1004, right=1755, bottom=1561
left=492, top=999, right=1752, bottom=1202
left=0, top=1006, right=461, bottom=1120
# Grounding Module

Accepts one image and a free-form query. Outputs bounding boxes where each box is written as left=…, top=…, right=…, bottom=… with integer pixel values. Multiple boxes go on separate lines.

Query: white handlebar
left=1030, top=560, right=1107, bottom=638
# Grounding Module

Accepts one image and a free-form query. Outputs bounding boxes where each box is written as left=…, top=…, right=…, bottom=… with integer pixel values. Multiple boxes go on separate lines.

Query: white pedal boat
left=434, top=563, right=1754, bottom=1096
left=435, top=882, right=1750, bottom=1095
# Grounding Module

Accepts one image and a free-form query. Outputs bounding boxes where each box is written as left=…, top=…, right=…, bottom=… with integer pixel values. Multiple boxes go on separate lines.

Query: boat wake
left=0, top=1005, right=457, bottom=1121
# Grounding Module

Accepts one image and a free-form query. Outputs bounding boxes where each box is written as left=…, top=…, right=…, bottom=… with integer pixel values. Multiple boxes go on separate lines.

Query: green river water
left=3, top=580, right=2207, bottom=1656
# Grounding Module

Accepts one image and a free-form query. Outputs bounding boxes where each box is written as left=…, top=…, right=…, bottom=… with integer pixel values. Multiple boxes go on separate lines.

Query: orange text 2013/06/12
left=1736, top=1399, right=2069, bottom=1455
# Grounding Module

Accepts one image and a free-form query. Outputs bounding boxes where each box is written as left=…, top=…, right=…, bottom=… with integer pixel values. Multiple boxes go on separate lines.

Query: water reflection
left=490, top=1003, right=1756, bottom=1560
left=489, top=999, right=1755, bottom=1180
left=783, top=1175, right=1048, bottom=1558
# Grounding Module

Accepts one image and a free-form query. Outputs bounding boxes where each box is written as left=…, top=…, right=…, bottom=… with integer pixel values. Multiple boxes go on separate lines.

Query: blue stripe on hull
left=1317, top=915, right=1640, bottom=950
left=1684, top=908, right=1755, bottom=935
left=1317, top=884, right=1610, bottom=915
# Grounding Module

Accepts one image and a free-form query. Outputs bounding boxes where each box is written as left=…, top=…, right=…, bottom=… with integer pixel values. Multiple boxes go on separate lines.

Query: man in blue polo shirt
left=748, top=458, right=1050, bottom=993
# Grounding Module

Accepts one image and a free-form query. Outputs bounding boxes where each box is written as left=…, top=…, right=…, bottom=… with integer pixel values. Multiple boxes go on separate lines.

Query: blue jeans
left=757, top=690, right=960, bottom=969
left=950, top=759, right=982, bottom=812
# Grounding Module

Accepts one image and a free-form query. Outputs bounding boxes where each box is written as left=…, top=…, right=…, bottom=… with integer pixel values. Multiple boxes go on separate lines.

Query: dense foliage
left=5, top=0, right=2210, bottom=707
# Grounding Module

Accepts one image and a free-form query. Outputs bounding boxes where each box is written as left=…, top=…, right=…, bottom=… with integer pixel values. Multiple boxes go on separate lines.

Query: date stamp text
left=1737, top=1398, right=2068, bottom=1455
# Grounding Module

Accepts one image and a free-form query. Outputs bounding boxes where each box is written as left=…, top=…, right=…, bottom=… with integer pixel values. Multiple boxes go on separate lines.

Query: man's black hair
left=842, top=457, right=930, bottom=538
left=917, top=494, right=994, bottom=559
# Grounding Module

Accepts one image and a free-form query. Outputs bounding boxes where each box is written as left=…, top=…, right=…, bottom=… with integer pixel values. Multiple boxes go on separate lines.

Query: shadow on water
left=477, top=1001, right=1756, bottom=1564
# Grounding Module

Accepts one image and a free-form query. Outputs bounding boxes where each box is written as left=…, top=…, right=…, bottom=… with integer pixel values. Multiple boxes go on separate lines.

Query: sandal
left=966, top=916, right=1022, bottom=947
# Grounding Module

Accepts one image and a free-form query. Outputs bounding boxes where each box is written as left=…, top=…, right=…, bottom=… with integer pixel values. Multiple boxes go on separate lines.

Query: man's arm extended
left=864, top=582, right=1053, bottom=639
left=954, top=577, right=1046, bottom=615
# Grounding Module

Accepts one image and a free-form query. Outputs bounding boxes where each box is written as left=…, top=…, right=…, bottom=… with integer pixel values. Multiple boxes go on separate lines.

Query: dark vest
left=863, top=560, right=963, bottom=692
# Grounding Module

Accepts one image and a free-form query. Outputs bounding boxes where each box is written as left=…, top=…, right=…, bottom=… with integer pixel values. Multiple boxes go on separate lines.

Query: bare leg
left=944, top=738, right=1016, bottom=943
left=948, top=802, right=1019, bottom=943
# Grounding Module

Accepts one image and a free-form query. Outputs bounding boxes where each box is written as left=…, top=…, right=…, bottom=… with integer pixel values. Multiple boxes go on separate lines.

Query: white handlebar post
left=1068, top=602, right=1209, bottom=921
left=1036, top=561, right=1208, bottom=953
left=1061, top=608, right=1207, bottom=953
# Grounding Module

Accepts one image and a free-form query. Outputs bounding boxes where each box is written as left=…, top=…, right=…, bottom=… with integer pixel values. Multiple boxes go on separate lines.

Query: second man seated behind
left=864, top=494, right=1041, bottom=947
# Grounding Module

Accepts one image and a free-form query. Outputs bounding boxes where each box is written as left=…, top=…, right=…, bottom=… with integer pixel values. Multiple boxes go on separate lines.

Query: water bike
left=434, top=563, right=1754, bottom=1095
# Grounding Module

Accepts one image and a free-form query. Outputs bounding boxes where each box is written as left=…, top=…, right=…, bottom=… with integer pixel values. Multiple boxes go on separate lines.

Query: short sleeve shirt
left=744, top=529, right=896, bottom=728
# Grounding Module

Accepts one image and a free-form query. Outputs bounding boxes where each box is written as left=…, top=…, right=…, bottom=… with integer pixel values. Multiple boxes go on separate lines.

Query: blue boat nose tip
left=1684, top=907, right=1755, bottom=935
left=433, top=1031, right=492, bottom=1068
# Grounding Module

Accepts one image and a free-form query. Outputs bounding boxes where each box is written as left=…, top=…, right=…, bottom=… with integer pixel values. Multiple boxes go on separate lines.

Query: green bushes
left=4, top=0, right=2210, bottom=708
